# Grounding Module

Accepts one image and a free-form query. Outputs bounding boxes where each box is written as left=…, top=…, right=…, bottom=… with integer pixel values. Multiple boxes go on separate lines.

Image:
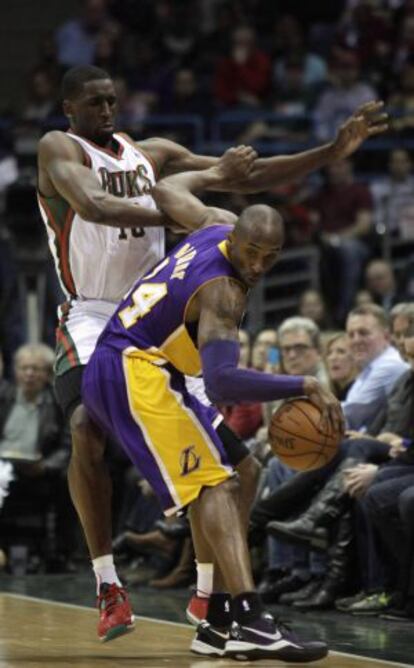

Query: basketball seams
left=269, top=424, right=338, bottom=449
left=269, top=398, right=340, bottom=471
left=289, top=400, right=321, bottom=432
left=286, top=400, right=336, bottom=439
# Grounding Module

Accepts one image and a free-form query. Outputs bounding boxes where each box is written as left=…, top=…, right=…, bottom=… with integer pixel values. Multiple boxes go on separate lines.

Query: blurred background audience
left=1, top=0, right=414, bottom=622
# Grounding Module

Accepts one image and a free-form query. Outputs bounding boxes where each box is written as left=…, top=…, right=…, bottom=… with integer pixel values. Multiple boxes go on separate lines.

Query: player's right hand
left=303, top=376, right=345, bottom=437
left=217, top=145, right=258, bottom=183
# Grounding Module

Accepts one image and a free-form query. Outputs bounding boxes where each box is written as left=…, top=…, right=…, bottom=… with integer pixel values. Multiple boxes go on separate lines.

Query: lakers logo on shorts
left=180, top=445, right=201, bottom=476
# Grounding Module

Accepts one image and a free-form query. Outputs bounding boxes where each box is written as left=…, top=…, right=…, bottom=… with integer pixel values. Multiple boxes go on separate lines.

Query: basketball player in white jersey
left=37, top=65, right=387, bottom=642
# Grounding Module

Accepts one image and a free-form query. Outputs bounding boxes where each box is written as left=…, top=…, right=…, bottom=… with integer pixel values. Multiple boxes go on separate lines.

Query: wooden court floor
left=0, top=594, right=412, bottom=668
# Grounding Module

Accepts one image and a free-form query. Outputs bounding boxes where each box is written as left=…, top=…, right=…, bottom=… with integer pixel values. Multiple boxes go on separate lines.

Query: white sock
left=92, top=554, right=122, bottom=594
left=196, top=562, right=214, bottom=598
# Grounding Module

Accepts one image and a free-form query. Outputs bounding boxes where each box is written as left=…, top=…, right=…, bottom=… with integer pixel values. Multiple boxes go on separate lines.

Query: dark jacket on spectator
left=369, top=370, right=414, bottom=438
left=0, top=383, right=70, bottom=472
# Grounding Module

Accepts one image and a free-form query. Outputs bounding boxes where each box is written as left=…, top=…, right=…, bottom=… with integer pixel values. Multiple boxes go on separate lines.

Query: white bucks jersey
left=38, top=131, right=165, bottom=303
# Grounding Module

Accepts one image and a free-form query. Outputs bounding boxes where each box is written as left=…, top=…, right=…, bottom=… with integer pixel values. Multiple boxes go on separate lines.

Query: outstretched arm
left=197, top=279, right=345, bottom=434
left=38, top=132, right=170, bottom=229
left=141, top=101, right=388, bottom=192
left=152, top=146, right=255, bottom=229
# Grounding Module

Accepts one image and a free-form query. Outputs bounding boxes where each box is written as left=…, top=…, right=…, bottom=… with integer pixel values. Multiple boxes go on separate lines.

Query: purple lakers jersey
left=98, top=225, right=244, bottom=375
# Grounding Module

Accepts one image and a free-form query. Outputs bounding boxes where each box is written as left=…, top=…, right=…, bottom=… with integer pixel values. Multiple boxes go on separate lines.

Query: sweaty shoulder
left=195, top=277, right=247, bottom=347
left=134, top=137, right=187, bottom=177
left=38, top=131, right=85, bottom=197
left=38, top=130, right=84, bottom=164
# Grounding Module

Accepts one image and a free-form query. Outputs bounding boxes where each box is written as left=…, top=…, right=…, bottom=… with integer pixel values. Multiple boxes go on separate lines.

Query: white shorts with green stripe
left=55, top=299, right=117, bottom=377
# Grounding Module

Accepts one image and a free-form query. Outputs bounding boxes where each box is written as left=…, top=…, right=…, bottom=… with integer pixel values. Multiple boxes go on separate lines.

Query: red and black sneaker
left=186, top=594, right=209, bottom=626
left=97, top=583, right=135, bottom=642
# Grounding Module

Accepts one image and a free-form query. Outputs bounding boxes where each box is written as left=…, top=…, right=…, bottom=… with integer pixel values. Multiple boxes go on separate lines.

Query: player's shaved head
left=62, top=65, right=111, bottom=100
left=228, top=205, right=284, bottom=287
left=235, top=204, right=284, bottom=246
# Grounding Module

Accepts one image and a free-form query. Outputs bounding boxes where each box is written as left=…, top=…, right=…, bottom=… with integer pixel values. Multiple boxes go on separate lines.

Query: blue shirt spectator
left=55, top=0, right=112, bottom=67
left=343, top=304, right=409, bottom=431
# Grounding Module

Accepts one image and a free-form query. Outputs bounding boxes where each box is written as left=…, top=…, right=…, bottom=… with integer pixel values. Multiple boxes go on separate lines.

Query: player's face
left=346, top=314, right=389, bottom=368
left=230, top=238, right=282, bottom=287
left=65, top=79, right=117, bottom=145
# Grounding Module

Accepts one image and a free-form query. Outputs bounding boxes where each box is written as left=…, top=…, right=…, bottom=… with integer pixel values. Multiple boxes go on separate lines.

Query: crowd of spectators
left=6, top=0, right=414, bottom=140
left=1, top=0, right=414, bottom=626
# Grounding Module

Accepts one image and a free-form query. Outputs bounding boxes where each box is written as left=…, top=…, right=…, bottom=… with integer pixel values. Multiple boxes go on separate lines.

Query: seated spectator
left=93, top=30, right=121, bottom=75
left=307, top=158, right=374, bottom=323
left=239, top=55, right=315, bottom=146
left=0, top=344, right=72, bottom=571
left=313, top=50, right=377, bottom=142
left=213, top=25, right=271, bottom=108
left=159, top=8, right=198, bottom=69
left=0, top=232, right=25, bottom=379
left=272, top=15, right=327, bottom=92
left=364, top=466, right=414, bottom=619
left=250, top=328, right=278, bottom=372
left=364, top=259, right=405, bottom=311
left=158, top=69, right=212, bottom=145
left=278, top=316, right=328, bottom=384
left=238, top=329, right=251, bottom=368
left=354, top=289, right=374, bottom=307
left=325, top=332, right=357, bottom=400
left=0, top=128, right=18, bottom=213
left=371, top=149, right=414, bottom=239
left=388, top=63, right=414, bottom=136
left=390, top=302, right=414, bottom=358
left=165, top=69, right=211, bottom=118
left=56, top=0, right=120, bottom=68
left=21, top=67, right=59, bottom=122
left=334, top=1, right=393, bottom=83
left=298, top=289, right=331, bottom=331
left=393, top=15, right=414, bottom=74
left=343, top=304, right=409, bottom=432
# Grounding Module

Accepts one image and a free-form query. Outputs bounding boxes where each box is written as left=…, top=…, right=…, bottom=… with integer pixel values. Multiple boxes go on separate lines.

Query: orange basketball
left=268, top=398, right=340, bottom=471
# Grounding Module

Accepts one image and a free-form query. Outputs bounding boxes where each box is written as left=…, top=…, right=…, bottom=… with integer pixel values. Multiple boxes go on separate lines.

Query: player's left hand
left=332, top=101, right=388, bottom=160
left=217, top=145, right=258, bottom=183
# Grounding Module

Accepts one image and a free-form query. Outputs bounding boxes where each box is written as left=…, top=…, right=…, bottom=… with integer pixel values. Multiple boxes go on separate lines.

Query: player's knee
left=70, top=405, right=105, bottom=460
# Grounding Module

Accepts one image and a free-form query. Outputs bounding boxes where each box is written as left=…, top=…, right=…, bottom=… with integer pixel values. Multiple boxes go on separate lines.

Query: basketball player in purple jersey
left=82, top=157, right=345, bottom=660
left=37, top=63, right=387, bottom=641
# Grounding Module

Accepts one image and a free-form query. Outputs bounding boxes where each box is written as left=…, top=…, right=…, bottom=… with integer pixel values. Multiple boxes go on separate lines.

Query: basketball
left=268, top=398, right=340, bottom=471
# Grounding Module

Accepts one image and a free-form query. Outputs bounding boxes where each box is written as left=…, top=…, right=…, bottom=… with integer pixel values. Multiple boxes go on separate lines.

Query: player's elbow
left=204, top=369, right=234, bottom=405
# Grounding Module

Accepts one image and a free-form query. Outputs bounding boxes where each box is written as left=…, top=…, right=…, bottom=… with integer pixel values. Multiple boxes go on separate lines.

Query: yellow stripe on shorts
left=122, top=354, right=231, bottom=512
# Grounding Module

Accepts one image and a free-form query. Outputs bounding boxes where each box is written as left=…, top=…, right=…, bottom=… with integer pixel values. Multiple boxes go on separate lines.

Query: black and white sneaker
left=190, top=620, right=230, bottom=657
left=225, top=614, right=328, bottom=662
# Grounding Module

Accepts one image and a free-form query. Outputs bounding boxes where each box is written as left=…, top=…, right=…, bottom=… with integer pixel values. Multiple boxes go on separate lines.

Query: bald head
left=235, top=205, right=284, bottom=245
left=228, top=205, right=284, bottom=287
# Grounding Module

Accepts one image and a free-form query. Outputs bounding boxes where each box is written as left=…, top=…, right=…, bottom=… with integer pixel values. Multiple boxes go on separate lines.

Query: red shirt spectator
left=214, top=26, right=271, bottom=107
left=221, top=403, right=263, bottom=440
left=307, top=159, right=373, bottom=235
